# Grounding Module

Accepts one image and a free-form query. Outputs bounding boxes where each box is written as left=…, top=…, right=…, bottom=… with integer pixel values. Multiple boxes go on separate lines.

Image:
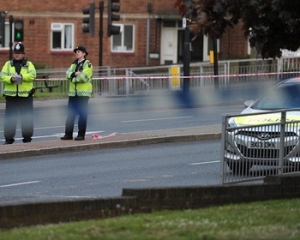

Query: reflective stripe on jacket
left=66, top=59, right=93, bottom=97
left=0, top=59, right=36, bottom=97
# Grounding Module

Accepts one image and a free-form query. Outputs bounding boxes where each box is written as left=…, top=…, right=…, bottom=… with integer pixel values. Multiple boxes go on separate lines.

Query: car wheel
left=227, top=162, right=253, bottom=175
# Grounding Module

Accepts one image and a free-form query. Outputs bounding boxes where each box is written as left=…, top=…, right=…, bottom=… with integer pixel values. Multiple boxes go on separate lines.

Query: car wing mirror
left=244, top=100, right=255, bottom=108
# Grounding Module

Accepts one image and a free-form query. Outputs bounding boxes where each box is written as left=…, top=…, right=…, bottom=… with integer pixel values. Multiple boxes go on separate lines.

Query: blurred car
left=225, top=77, right=300, bottom=174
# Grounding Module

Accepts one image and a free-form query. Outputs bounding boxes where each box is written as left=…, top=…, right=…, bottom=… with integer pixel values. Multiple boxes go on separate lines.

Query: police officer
left=61, top=46, right=93, bottom=141
left=0, top=42, right=36, bottom=144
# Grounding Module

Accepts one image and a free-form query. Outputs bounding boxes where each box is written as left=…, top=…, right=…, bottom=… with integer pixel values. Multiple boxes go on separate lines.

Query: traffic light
left=107, top=0, right=120, bottom=37
left=0, top=13, right=5, bottom=45
left=14, top=19, right=24, bottom=42
left=82, top=2, right=95, bottom=36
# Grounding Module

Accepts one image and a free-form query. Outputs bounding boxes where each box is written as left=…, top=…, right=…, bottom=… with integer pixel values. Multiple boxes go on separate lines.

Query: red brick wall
left=0, top=1, right=248, bottom=69
left=220, top=22, right=249, bottom=59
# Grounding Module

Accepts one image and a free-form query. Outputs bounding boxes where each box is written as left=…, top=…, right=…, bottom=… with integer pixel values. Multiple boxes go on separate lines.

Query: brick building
left=0, top=0, right=250, bottom=70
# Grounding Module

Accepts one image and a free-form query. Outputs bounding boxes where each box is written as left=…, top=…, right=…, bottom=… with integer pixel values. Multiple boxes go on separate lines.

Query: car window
left=252, top=83, right=300, bottom=110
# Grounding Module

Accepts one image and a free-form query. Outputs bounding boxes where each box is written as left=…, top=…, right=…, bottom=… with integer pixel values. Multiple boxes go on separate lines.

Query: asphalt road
left=0, top=83, right=271, bottom=205
left=0, top=140, right=221, bottom=205
left=0, top=100, right=242, bottom=143
left=1, top=78, right=276, bottom=143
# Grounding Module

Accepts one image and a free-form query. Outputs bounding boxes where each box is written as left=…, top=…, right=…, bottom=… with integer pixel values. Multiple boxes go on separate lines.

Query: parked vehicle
left=225, top=77, right=300, bottom=174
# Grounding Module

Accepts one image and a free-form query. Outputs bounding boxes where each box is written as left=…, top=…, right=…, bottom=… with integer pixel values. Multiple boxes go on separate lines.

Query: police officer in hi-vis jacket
left=0, top=42, right=36, bottom=144
left=61, top=46, right=93, bottom=141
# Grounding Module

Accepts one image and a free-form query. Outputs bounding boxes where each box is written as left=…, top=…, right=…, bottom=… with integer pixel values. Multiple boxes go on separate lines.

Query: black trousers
left=4, top=96, right=34, bottom=142
left=64, top=96, right=89, bottom=137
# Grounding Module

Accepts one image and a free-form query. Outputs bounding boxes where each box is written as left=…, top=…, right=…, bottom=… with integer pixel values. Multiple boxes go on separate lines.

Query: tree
left=174, top=0, right=300, bottom=59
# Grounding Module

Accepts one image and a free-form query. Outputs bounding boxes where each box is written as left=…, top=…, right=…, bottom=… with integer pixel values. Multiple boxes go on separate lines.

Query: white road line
left=0, top=126, right=65, bottom=133
left=0, top=181, right=41, bottom=188
left=122, top=116, right=193, bottom=123
left=38, top=195, right=98, bottom=199
left=9, top=131, right=105, bottom=140
left=124, top=179, right=148, bottom=182
left=189, top=161, right=220, bottom=166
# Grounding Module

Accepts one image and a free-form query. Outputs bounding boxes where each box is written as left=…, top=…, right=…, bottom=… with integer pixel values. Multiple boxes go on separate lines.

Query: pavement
left=0, top=124, right=222, bottom=160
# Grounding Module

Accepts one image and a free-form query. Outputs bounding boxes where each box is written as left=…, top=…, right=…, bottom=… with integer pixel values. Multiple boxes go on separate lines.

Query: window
left=0, top=22, right=10, bottom=49
left=111, top=24, right=134, bottom=52
left=51, top=23, right=74, bottom=51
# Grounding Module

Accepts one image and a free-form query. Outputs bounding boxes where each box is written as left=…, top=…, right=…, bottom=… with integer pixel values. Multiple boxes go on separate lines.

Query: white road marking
left=38, top=195, right=98, bottom=199
left=0, top=125, right=65, bottom=133
left=9, top=131, right=105, bottom=140
left=122, top=116, right=193, bottom=123
left=189, top=161, right=220, bottom=166
left=0, top=181, right=41, bottom=188
left=124, top=179, right=148, bottom=182
left=162, top=175, right=173, bottom=178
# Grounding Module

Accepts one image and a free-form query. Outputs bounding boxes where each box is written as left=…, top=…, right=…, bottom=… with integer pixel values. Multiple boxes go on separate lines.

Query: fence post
left=278, top=111, right=286, bottom=175
left=277, top=58, right=282, bottom=81
left=220, top=114, right=227, bottom=184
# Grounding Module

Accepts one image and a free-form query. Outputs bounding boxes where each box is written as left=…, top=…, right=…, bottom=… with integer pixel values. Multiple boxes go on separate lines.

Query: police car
left=225, top=77, right=300, bottom=174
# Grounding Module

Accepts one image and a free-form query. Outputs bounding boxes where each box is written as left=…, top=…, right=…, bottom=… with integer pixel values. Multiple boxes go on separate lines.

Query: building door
left=160, top=28, right=178, bottom=65
left=160, top=20, right=208, bottom=64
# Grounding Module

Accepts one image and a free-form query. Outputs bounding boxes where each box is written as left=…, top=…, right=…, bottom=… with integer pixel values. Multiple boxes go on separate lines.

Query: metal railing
left=1, top=56, right=300, bottom=95
left=220, top=109, right=300, bottom=184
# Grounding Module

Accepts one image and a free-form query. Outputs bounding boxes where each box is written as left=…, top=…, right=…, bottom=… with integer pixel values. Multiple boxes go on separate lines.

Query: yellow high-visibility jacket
left=0, top=58, right=36, bottom=97
left=66, top=59, right=93, bottom=97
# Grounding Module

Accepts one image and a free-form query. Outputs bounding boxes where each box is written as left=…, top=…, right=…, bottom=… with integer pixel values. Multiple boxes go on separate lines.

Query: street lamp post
left=99, top=1, right=103, bottom=68
left=9, top=15, right=13, bottom=59
left=98, top=1, right=104, bottom=94
left=212, top=37, right=219, bottom=89
left=183, top=0, right=192, bottom=94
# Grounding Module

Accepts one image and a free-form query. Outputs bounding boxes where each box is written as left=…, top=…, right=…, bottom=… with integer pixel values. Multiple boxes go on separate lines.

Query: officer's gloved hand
left=14, top=74, right=23, bottom=84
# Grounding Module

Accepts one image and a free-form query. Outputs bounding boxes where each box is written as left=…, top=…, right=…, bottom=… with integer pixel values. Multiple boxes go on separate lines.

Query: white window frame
left=51, top=23, right=74, bottom=51
left=111, top=24, right=135, bottom=53
left=0, top=21, right=10, bottom=49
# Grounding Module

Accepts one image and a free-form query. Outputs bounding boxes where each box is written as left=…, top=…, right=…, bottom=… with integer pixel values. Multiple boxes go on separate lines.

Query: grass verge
left=0, top=198, right=300, bottom=240
left=0, top=92, right=67, bottom=103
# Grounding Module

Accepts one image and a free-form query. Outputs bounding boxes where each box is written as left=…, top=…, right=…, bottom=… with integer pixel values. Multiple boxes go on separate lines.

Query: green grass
left=0, top=92, right=67, bottom=103
left=1, top=198, right=300, bottom=240
left=33, top=91, right=68, bottom=99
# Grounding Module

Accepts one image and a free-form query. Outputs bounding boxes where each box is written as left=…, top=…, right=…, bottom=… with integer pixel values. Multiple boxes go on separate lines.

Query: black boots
left=61, top=135, right=85, bottom=140
left=74, top=136, right=85, bottom=141
left=60, top=135, right=73, bottom=140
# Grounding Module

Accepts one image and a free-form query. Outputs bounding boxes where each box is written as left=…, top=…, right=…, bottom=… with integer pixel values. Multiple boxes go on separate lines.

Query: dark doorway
left=178, top=30, right=203, bottom=63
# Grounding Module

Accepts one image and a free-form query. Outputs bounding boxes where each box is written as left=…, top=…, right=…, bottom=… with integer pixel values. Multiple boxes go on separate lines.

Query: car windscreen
left=252, top=83, right=300, bottom=110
